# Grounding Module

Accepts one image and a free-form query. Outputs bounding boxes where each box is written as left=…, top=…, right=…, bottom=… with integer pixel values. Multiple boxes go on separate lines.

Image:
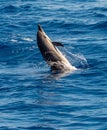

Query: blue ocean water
left=0, top=0, right=107, bottom=129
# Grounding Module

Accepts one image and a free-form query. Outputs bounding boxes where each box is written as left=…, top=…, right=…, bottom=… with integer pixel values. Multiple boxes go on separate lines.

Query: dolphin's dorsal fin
left=52, top=42, right=64, bottom=47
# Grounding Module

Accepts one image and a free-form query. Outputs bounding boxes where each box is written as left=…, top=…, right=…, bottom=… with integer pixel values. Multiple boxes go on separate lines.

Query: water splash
left=57, top=45, right=89, bottom=69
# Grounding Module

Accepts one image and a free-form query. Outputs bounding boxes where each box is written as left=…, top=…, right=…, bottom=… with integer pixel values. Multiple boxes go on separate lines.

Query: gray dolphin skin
left=37, top=24, right=77, bottom=71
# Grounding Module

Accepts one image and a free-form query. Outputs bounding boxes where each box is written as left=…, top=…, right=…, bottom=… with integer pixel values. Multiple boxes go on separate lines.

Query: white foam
left=23, top=37, right=33, bottom=42
left=11, top=39, right=17, bottom=43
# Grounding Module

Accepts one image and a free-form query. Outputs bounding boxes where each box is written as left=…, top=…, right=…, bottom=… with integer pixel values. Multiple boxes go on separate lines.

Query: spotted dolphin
left=37, top=24, right=77, bottom=71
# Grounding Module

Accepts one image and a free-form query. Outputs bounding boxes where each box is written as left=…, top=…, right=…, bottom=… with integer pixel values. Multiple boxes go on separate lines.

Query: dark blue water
left=0, top=0, right=107, bottom=130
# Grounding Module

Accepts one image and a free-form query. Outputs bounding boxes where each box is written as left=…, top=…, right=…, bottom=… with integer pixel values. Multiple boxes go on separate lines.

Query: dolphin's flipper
left=52, top=42, right=64, bottom=47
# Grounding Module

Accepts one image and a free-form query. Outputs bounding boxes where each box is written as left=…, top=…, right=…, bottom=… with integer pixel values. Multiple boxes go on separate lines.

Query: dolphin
left=37, top=24, right=77, bottom=71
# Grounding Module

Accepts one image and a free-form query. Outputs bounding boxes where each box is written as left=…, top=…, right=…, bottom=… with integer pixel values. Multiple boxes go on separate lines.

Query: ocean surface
left=0, top=0, right=107, bottom=130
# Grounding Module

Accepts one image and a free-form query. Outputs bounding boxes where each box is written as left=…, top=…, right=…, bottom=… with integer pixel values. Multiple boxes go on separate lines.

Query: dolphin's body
left=37, top=24, right=77, bottom=71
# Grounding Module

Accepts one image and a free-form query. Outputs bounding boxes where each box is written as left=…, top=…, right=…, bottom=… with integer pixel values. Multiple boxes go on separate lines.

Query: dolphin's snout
left=38, top=24, right=43, bottom=32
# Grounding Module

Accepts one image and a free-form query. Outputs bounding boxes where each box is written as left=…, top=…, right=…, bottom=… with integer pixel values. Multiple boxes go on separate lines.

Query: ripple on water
left=0, top=0, right=107, bottom=130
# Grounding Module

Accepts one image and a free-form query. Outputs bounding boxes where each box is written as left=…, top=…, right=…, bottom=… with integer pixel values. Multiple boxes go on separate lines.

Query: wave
left=1, top=5, right=19, bottom=13
left=1, top=3, right=32, bottom=14
left=93, top=12, right=106, bottom=18
left=0, top=42, right=37, bottom=63
left=38, top=20, right=89, bottom=37
left=18, top=126, right=58, bottom=130
left=93, top=7, right=107, bottom=12
left=90, top=21, right=107, bottom=29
